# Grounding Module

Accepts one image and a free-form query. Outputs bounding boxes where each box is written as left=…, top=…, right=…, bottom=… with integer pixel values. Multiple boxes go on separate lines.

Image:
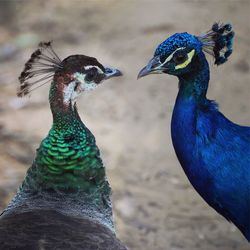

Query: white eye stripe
left=84, top=65, right=103, bottom=73
left=160, top=47, right=187, bottom=66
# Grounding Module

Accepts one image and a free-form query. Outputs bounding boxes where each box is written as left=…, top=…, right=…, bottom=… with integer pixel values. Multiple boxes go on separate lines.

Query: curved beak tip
left=137, top=56, right=162, bottom=80
left=104, top=67, right=123, bottom=80
left=137, top=66, right=149, bottom=79
left=116, top=69, right=123, bottom=77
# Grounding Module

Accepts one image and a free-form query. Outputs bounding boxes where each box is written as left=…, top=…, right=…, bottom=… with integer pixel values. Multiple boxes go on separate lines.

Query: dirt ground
left=0, top=1, right=249, bottom=249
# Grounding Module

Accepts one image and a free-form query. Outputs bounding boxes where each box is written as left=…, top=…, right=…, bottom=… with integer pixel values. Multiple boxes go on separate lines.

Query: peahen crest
left=18, top=41, right=62, bottom=97
left=198, top=22, right=234, bottom=65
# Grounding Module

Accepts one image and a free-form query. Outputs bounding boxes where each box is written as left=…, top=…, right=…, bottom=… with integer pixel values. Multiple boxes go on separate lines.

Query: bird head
left=54, top=55, right=122, bottom=103
left=18, top=42, right=122, bottom=103
left=138, top=32, right=203, bottom=78
left=138, top=23, right=234, bottom=79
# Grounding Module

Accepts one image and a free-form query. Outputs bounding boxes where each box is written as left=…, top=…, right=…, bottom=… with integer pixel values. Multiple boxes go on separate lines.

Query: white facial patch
left=158, top=47, right=186, bottom=68
left=73, top=72, right=98, bottom=91
left=63, top=81, right=76, bottom=104
left=63, top=69, right=102, bottom=105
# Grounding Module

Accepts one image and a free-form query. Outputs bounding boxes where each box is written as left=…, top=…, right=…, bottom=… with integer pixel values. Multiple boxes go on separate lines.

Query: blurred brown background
left=0, top=1, right=249, bottom=249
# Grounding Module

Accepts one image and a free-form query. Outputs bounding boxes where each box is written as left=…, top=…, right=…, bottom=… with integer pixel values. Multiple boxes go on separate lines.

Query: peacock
left=138, top=23, right=250, bottom=241
left=0, top=42, right=127, bottom=249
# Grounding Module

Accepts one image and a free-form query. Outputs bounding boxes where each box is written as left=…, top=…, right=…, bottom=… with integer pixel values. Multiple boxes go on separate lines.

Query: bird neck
left=49, top=79, right=77, bottom=123
left=21, top=81, right=112, bottom=214
left=172, top=58, right=210, bottom=145
left=178, top=56, right=210, bottom=101
left=171, top=59, right=211, bottom=180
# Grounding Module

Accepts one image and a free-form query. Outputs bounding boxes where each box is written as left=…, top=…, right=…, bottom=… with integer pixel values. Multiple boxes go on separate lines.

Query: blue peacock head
left=138, top=23, right=234, bottom=78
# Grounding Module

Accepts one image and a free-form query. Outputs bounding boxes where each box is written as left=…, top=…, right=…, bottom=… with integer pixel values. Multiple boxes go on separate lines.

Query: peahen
left=0, top=42, right=127, bottom=249
left=138, top=23, right=250, bottom=241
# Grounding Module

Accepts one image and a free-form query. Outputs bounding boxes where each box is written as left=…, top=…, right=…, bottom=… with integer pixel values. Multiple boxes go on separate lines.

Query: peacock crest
left=198, top=22, right=234, bottom=65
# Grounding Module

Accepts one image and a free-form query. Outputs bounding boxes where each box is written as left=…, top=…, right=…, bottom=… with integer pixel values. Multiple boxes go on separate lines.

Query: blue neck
left=171, top=58, right=210, bottom=180
left=178, top=56, right=210, bottom=101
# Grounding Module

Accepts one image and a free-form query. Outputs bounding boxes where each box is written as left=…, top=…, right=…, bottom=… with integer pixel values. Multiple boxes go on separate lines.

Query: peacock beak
left=104, top=67, right=123, bottom=80
left=137, top=56, right=164, bottom=79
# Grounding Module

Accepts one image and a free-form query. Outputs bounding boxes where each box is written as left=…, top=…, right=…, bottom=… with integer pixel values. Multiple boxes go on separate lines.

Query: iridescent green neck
left=21, top=81, right=111, bottom=199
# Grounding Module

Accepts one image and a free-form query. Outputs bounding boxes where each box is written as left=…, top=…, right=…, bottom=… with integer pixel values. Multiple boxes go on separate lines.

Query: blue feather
left=172, top=91, right=250, bottom=240
left=139, top=23, right=250, bottom=241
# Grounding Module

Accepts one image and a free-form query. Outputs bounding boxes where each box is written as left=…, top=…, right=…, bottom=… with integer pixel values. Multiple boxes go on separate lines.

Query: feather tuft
left=18, top=41, right=62, bottom=97
left=198, top=22, right=235, bottom=66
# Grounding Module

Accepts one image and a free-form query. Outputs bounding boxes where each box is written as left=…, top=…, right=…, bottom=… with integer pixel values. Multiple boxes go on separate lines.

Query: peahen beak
left=104, top=67, right=122, bottom=80
left=137, top=56, right=163, bottom=79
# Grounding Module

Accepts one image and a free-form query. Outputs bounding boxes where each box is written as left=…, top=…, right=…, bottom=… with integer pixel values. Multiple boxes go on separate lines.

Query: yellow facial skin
left=175, top=49, right=195, bottom=70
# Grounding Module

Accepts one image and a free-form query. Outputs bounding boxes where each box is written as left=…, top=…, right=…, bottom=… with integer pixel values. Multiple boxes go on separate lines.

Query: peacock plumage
left=0, top=42, right=126, bottom=249
left=138, top=23, right=250, bottom=241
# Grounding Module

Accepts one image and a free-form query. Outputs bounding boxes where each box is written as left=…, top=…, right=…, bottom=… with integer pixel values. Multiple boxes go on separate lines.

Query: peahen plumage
left=0, top=42, right=127, bottom=249
left=138, top=23, right=250, bottom=241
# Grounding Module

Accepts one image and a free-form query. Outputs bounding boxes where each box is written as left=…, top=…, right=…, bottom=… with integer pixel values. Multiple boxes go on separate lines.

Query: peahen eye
left=85, top=68, right=97, bottom=82
left=173, top=53, right=188, bottom=64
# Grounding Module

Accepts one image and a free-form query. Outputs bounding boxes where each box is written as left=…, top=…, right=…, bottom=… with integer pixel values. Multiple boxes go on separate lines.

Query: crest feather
left=198, top=22, right=234, bottom=65
left=18, top=41, right=62, bottom=97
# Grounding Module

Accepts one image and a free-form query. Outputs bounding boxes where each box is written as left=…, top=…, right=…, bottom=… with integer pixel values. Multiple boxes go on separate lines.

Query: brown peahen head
left=18, top=42, right=122, bottom=108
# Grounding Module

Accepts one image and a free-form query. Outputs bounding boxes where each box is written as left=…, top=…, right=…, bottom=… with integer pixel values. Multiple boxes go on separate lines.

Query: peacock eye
left=173, top=52, right=188, bottom=64
left=159, top=54, right=167, bottom=64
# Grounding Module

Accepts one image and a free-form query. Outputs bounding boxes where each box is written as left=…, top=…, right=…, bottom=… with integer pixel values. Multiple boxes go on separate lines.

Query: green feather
left=19, top=80, right=111, bottom=215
